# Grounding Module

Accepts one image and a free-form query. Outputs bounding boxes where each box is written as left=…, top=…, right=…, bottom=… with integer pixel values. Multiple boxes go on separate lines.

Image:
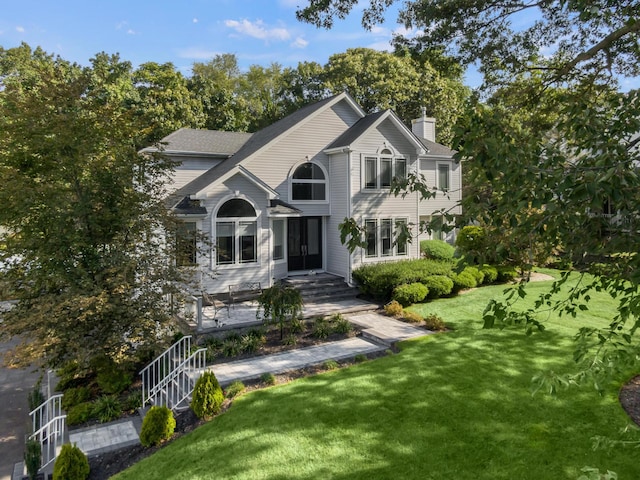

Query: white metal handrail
left=29, top=394, right=66, bottom=468
left=154, top=348, right=206, bottom=410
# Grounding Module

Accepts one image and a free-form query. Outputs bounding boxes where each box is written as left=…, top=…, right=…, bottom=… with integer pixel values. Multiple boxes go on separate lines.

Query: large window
left=363, top=149, right=407, bottom=190
left=437, top=163, right=450, bottom=191
left=216, top=199, right=257, bottom=265
left=291, top=163, right=326, bottom=201
left=176, top=222, right=197, bottom=266
left=364, top=218, right=408, bottom=258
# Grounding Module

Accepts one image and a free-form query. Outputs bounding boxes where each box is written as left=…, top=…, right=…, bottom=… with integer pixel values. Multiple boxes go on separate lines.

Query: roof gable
left=144, top=128, right=252, bottom=157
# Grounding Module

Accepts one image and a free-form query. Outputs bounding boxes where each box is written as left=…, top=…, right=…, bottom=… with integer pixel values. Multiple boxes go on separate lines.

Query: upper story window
left=437, top=163, right=450, bottom=192
left=216, top=198, right=258, bottom=265
left=363, top=149, right=407, bottom=191
left=291, top=162, right=326, bottom=201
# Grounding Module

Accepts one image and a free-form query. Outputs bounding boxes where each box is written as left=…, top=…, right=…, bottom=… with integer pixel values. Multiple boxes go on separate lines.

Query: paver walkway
left=9, top=307, right=431, bottom=479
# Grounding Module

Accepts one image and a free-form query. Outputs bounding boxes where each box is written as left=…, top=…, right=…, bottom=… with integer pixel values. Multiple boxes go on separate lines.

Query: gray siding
left=419, top=158, right=462, bottom=215
left=326, top=151, right=351, bottom=279
left=170, top=157, right=222, bottom=193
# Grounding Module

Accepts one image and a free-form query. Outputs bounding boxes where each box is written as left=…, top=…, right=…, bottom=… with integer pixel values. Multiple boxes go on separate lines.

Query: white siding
left=326, top=151, right=351, bottom=279
left=169, top=157, right=222, bottom=193
left=419, top=158, right=462, bottom=215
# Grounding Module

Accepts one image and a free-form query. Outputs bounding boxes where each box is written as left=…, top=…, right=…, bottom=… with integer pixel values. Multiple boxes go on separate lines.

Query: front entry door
left=288, top=217, right=322, bottom=271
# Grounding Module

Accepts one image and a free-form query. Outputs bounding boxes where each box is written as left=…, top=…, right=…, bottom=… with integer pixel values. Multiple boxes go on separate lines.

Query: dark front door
left=288, top=217, right=322, bottom=271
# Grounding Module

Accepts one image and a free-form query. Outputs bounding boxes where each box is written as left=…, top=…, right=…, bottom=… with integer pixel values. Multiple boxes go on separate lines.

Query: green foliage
left=92, top=396, right=122, bottom=423
left=480, top=265, right=498, bottom=284
left=462, top=266, right=484, bottom=285
left=257, top=283, right=304, bottom=340
left=261, top=373, right=276, bottom=385
left=402, top=311, right=423, bottom=323
left=354, top=354, right=367, bottom=363
left=353, top=259, right=453, bottom=301
left=190, top=371, right=224, bottom=419
left=323, top=359, right=340, bottom=370
left=384, top=300, right=404, bottom=317
left=66, top=402, right=95, bottom=426
left=420, top=239, right=455, bottom=260
left=241, top=332, right=265, bottom=353
left=392, top=283, right=429, bottom=307
left=53, top=443, right=90, bottom=480
left=312, top=318, right=332, bottom=339
left=96, top=365, right=132, bottom=395
left=455, top=226, right=488, bottom=263
left=496, top=266, right=519, bottom=283
left=27, top=382, right=45, bottom=412
left=331, top=313, right=353, bottom=334
left=140, top=406, right=176, bottom=447
left=423, top=314, right=447, bottom=331
left=62, top=386, right=92, bottom=411
left=123, top=390, right=143, bottom=412
left=289, top=316, right=305, bottom=334
left=222, top=336, right=242, bottom=358
left=24, top=437, right=41, bottom=480
left=422, top=275, right=454, bottom=299
left=452, top=271, right=477, bottom=293
left=225, top=381, right=246, bottom=399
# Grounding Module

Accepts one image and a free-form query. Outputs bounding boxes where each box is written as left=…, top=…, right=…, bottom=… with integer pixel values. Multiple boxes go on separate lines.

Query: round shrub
left=62, top=386, right=92, bottom=411
left=496, top=265, right=519, bottom=283
left=420, top=239, right=455, bottom=260
left=392, top=283, right=428, bottom=307
left=455, top=225, right=487, bottom=256
left=190, top=371, right=224, bottom=419
left=462, top=266, right=484, bottom=285
left=452, top=271, right=477, bottom=293
left=383, top=300, right=404, bottom=317
left=66, top=402, right=95, bottom=426
left=92, top=395, right=122, bottom=423
left=140, top=406, right=176, bottom=447
left=422, top=275, right=454, bottom=298
left=53, top=443, right=89, bottom=480
left=480, top=265, right=498, bottom=284
left=225, top=381, right=246, bottom=399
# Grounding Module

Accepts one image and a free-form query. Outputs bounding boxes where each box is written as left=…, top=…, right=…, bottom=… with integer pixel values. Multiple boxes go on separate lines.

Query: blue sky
left=2, top=0, right=476, bottom=82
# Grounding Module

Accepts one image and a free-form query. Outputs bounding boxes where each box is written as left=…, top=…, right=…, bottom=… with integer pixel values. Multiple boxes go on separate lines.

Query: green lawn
left=115, top=271, right=639, bottom=479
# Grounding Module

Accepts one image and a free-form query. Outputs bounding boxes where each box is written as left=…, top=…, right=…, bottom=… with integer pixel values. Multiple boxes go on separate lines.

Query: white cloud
left=367, top=40, right=393, bottom=52
left=224, top=19, right=291, bottom=42
left=127, top=29, right=137, bottom=35
left=370, top=25, right=389, bottom=36
left=177, top=47, right=221, bottom=60
left=193, top=18, right=198, bottom=23
left=16, top=26, right=25, bottom=33
left=291, top=36, right=308, bottom=49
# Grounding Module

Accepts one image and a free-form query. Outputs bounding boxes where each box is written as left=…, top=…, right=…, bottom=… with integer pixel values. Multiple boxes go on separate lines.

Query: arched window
left=291, top=162, right=326, bottom=201
left=216, top=198, right=258, bottom=265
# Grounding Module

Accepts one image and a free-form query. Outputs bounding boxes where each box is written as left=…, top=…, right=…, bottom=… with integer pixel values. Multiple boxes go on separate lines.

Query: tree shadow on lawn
left=115, top=326, right=638, bottom=480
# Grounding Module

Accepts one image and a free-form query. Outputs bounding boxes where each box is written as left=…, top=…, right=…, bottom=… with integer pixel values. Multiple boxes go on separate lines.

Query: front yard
left=113, top=271, right=639, bottom=479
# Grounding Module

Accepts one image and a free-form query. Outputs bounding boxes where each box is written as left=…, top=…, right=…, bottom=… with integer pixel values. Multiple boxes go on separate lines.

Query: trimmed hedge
left=497, top=265, right=519, bottom=282
left=353, top=259, right=454, bottom=300
left=462, top=266, right=484, bottom=285
left=140, top=406, right=176, bottom=447
left=392, top=283, right=428, bottom=307
left=452, top=271, right=477, bottom=293
left=420, top=239, right=455, bottom=260
left=480, top=264, right=498, bottom=284
left=422, top=275, right=454, bottom=298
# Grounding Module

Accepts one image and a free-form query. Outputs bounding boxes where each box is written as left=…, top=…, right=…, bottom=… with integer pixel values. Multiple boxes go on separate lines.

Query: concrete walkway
left=9, top=308, right=430, bottom=479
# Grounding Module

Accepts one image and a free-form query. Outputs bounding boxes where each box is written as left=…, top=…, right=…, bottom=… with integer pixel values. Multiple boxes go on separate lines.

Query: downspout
left=416, top=156, right=420, bottom=257
left=347, top=149, right=353, bottom=285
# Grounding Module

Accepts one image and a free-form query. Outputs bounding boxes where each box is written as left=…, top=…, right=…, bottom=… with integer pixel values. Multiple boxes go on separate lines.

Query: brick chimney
left=412, top=106, right=436, bottom=142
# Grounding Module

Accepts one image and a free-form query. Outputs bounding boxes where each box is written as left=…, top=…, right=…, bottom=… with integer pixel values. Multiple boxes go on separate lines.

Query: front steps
left=282, top=273, right=360, bottom=304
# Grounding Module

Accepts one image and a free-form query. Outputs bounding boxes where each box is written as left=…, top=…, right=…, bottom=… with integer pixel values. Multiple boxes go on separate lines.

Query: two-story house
left=153, top=92, right=461, bottom=296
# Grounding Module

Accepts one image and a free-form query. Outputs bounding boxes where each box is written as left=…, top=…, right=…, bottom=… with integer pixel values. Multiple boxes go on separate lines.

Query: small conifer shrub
left=140, top=406, right=176, bottom=447
left=190, top=371, right=224, bottom=419
left=53, top=444, right=89, bottom=480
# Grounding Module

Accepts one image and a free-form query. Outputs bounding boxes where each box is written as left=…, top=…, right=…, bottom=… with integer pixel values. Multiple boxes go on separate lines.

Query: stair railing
left=29, top=393, right=66, bottom=468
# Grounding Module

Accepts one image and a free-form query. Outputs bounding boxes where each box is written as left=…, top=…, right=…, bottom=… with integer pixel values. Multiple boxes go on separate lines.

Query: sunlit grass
left=114, top=270, right=639, bottom=479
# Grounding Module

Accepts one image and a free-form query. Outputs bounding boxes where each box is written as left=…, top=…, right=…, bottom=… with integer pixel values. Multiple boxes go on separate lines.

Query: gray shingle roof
left=325, top=110, right=387, bottom=150
left=172, top=94, right=343, bottom=199
left=417, top=138, right=456, bottom=157
left=153, top=129, right=253, bottom=156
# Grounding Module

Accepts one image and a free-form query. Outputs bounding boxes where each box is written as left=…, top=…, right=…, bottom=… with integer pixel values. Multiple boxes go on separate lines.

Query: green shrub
left=424, top=314, right=447, bottom=331
left=332, top=314, right=353, bottom=334
left=289, top=316, right=305, bottom=334
left=96, top=366, right=132, bottom=395
left=261, top=372, right=276, bottom=385
left=384, top=300, right=404, bottom=317
left=28, top=382, right=45, bottom=412
left=452, top=271, right=477, bottom=293
left=422, top=275, right=454, bottom=298
left=140, top=406, right=176, bottom=447
left=497, top=265, right=519, bottom=283
left=92, top=396, right=122, bottom=423
left=66, top=402, right=95, bottom=426
left=323, top=359, right=339, bottom=370
left=480, top=264, right=498, bottom=284
left=123, top=390, right=142, bottom=412
left=62, top=386, right=92, bottom=411
left=392, top=283, right=428, bottom=307
left=241, top=334, right=264, bottom=353
left=25, top=437, right=41, bottom=480
left=353, top=258, right=454, bottom=300
left=55, top=362, right=85, bottom=391
left=462, top=266, right=484, bottom=285
left=283, top=333, right=298, bottom=346
left=420, top=239, right=455, bottom=260
left=455, top=225, right=488, bottom=261
left=190, top=371, right=224, bottom=419
left=222, top=336, right=242, bottom=357
left=312, top=318, right=331, bottom=339
left=225, top=381, right=246, bottom=399
left=354, top=354, right=367, bottom=363
left=403, top=311, right=423, bottom=323
left=53, top=443, right=89, bottom=480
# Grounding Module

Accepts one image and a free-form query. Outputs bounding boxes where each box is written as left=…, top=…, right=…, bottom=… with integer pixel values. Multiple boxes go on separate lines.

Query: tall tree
left=0, top=44, right=189, bottom=371
left=297, top=0, right=640, bottom=388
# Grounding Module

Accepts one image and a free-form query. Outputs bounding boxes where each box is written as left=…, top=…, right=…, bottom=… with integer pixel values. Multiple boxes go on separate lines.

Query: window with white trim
left=437, top=162, right=450, bottom=192
left=272, top=219, right=285, bottom=261
left=363, top=149, right=407, bottom=191
left=364, top=218, right=408, bottom=258
left=291, top=162, right=326, bottom=201
left=216, top=198, right=258, bottom=265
